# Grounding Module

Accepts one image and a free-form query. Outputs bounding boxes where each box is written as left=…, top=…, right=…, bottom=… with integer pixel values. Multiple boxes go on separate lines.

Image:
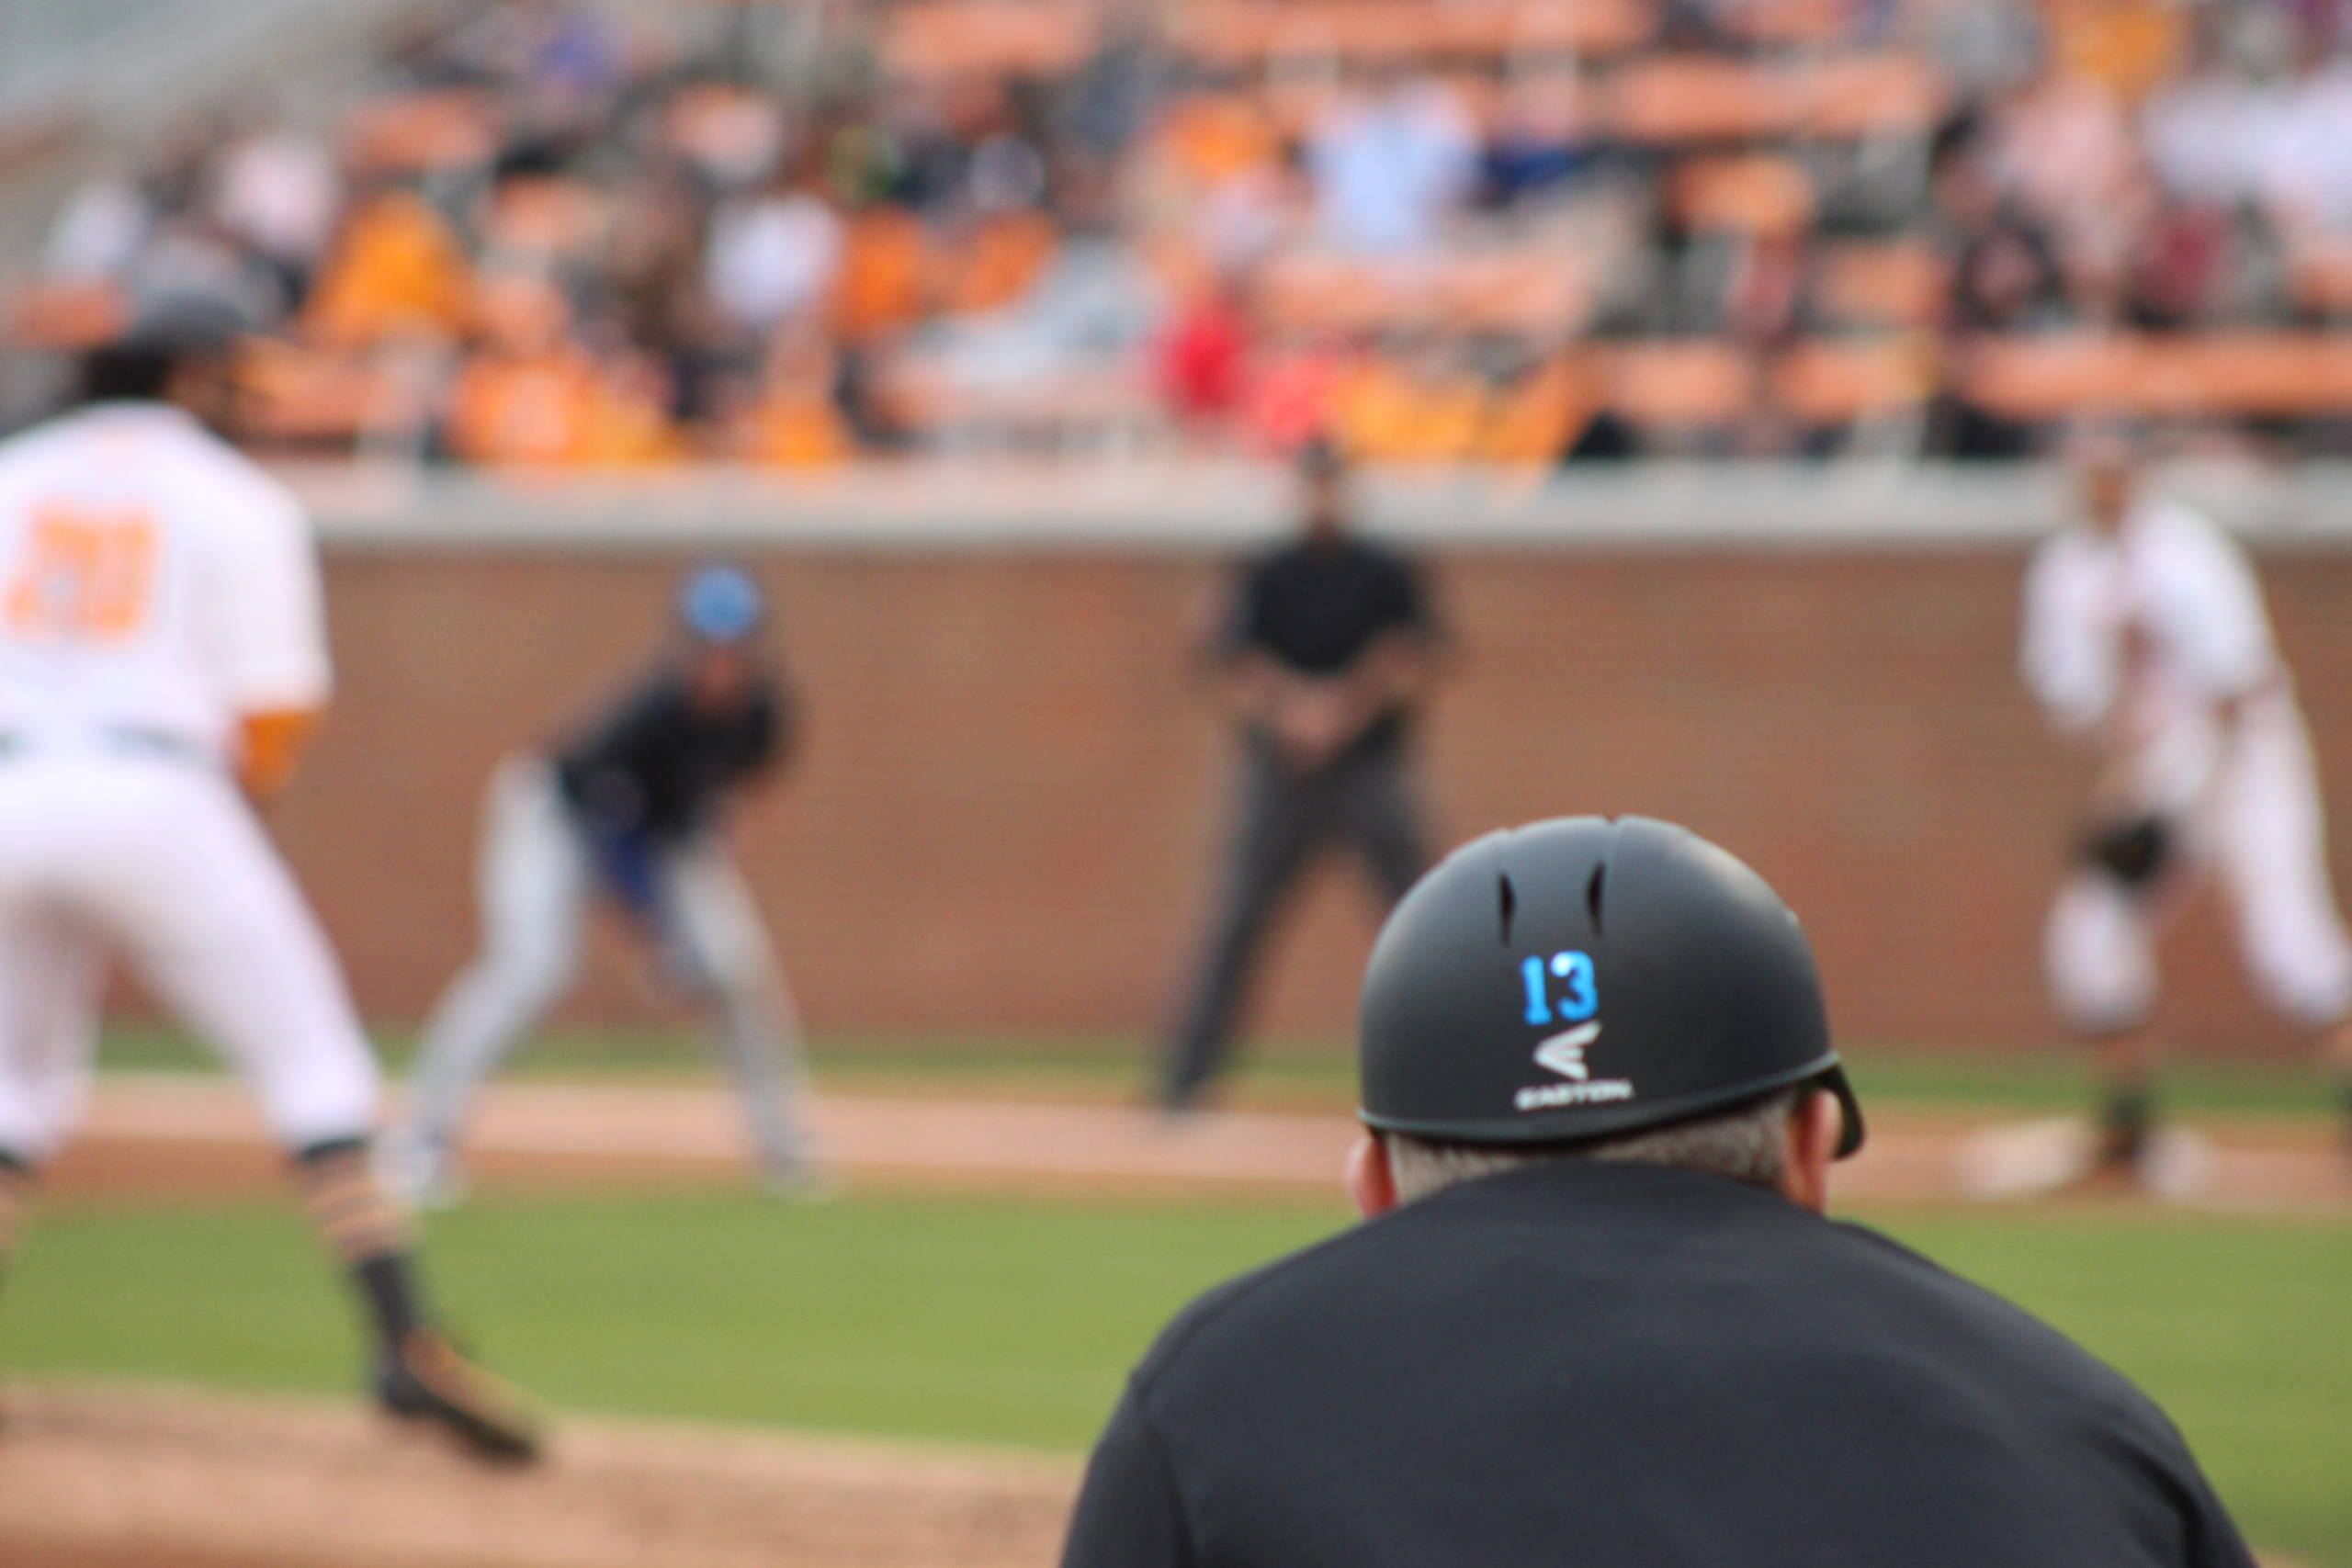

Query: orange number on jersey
left=3, top=504, right=158, bottom=642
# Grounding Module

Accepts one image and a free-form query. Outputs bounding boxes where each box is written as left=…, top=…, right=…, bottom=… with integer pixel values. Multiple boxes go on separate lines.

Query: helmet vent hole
left=1497, top=874, right=1517, bottom=944
left=1586, top=863, right=1609, bottom=932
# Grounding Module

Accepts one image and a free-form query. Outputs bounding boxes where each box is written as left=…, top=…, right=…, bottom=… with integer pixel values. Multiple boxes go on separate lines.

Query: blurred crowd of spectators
left=13, top=0, right=2352, bottom=467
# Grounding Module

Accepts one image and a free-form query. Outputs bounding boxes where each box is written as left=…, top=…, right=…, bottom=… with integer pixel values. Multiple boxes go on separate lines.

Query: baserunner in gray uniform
left=1159, top=441, right=1448, bottom=1112
left=390, top=564, right=816, bottom=1203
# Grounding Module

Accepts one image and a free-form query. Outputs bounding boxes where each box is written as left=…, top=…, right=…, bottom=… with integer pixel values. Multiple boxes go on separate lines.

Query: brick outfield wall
left=271, top=545, right=2352, bottom=1059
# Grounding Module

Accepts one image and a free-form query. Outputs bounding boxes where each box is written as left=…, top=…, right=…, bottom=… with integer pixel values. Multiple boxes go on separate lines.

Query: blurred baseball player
left=0, top=297, right=539, bottom=1461
left=390, top=565, right=816, bottom=1205
left=1158, top=440, right=1446, bottom=1112
left=2007, top=430, right=2352, bottom=1191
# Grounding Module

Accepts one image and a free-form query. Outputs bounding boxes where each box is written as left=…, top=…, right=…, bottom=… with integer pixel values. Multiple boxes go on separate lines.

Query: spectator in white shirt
left=1306, top=70, right=1479, bottom=256
left=705, top=172, right=843, bottom=336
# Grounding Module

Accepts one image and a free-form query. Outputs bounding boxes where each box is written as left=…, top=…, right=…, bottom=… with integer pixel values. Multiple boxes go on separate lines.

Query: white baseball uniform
left=0, top=402, right=378, bottom=1161
left=2021, top=495, right=2352, bottom=1033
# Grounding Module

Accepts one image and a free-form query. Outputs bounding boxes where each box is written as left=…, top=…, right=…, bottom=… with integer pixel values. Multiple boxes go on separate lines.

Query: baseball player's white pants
left=0, top=750, right=379, bottom=1162
left=2046, top=700, right=2352, bottom=1033
left=405, top=758, right=811, bottom=1171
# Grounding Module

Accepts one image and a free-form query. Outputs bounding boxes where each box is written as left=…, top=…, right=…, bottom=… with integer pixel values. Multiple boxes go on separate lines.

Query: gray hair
left=1381, top=1090, right=1799, bottom=1205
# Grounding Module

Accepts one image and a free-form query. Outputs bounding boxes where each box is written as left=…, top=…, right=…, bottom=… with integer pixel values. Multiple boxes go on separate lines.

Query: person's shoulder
left=2023, top=525, right=2110, bottom=604
left=168, top=422, right=309, bottom=533
left=2027, top=523, right=2098, bottom=570
left=1822, top=1218, right=2181, bottom=1430
left=2132, top=499, right=2260, bottom=594
left=0, top=415, right=72, bottom=483
left=2132, top=496, right=2234, bottom=556
left=1241, top=539, right=1297, bottom=578
left=0, top=408, right=130, bottom=474
left=622, top=665, right=695, bottom=715
left=1125, top=1210, right=1405, bottom=1402
left=1347, top=534, right=1419, bottom=572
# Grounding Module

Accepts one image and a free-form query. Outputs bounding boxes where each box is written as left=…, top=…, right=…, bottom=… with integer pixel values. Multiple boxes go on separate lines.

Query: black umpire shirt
left=1061, top=1161, right=2253, bottom=1568
left=552, top=667, right=786, bottom=841
left=1222, top=536, right=1434, bottom=761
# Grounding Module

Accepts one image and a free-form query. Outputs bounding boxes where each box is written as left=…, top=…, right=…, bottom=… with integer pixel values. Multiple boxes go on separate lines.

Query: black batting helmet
left=1359, top=816, right=1864, bottom=1156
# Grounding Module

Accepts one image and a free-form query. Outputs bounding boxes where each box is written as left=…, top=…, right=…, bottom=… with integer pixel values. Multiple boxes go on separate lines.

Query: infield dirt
left=0, top=1383, right=1079, bottom=1568
left=42, top=1077, right=2352, bottom=1210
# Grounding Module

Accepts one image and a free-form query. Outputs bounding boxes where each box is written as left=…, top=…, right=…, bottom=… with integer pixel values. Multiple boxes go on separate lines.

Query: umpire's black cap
left=1359, top=816, right=1864, bottom=1156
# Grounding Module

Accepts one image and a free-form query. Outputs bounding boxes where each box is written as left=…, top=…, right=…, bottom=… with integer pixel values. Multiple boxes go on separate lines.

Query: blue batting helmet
left=677, top=563, right=765, bottom=644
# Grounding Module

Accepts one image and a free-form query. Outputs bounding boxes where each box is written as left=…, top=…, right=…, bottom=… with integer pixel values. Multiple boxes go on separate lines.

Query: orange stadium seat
left=232, top=339, right=419, bottom=448
left=1797, top=55, right=1948, bottom=138
left=1254, top=248, right=1590, bottom=338
left=2290, top=241, right=2352, bottom=319
left=1254, top=253, right=1386, bottom=335
left=883, top=3, right=1097, bottom=78
left=1599, top=54, right=1946, bottom=143
left=1720, top=0, right=1857, bottom=48
left=1769, top=335, right=1934, bottom=424
left=1491, top=0, right=1650, bottom=58
left=1172, top=0, right=1649, bottom=68
left=1601, top=57, right=1798, bottom=143
left=1600, top=340, right=1758, bottom=426
left=5, top=279, right=126, bottom=351
left=1961, top=333, right=2352, bottom=419
left=1815, top=241, right=1948, bottom=328
left=1671, top=154, right=1815, bottom=236
left=1446, top=251, right=1591, bottom=336
left=338, top=90, right=500, bottom=177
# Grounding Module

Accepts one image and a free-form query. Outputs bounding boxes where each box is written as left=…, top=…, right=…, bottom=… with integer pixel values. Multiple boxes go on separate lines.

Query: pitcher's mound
left=0, top=1383, right=1079, bottom=1568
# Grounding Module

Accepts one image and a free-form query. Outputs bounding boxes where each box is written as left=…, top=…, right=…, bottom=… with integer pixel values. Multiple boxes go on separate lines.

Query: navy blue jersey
left=553, top=666, right=786, bottom=842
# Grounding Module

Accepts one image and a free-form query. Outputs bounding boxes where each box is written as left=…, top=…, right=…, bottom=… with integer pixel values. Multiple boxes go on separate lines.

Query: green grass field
left=6, top=1188, right=2348, bottom=1564
left=22, top=1031, right=2352, bottom=1561
left=93, top=1021, right=2352, bottom=1118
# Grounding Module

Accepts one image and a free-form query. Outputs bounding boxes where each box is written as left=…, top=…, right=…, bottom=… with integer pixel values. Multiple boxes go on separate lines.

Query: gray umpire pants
left=405, top=758, right=812, bottom=1173
left=1160, top=739, right=1428, bottom=1106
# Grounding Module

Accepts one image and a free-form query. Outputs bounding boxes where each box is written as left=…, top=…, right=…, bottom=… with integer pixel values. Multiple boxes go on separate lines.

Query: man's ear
left=1780, top=1089, right=1843, bottom=1214
left=1347, top=1132, right=1398, bottom=1219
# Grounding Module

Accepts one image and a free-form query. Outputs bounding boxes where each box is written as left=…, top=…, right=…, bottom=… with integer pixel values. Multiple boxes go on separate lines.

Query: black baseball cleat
left=375, top=1330, right=544, bottom=1465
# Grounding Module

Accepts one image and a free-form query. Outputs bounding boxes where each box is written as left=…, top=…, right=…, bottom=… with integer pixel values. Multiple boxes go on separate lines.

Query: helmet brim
left=1361, top=1054, right=1867, bottom=1161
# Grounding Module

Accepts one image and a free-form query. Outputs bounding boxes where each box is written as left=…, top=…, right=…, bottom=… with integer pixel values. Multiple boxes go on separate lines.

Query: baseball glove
left=2078, top=815, right=2174, bottom=889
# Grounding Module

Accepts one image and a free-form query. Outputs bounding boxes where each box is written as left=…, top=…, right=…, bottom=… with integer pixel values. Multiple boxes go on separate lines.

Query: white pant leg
left=404, top=759, right=590, bottom=1150
left=661, top=837, right=811, bottom=1168
left=0, top=755, right=379, bottom=1153
left=109, top=773, right=380, bottom=1150
left=2211, top=704, right=2352, bottom=1029
left=2045, top=870, right=2161, bottom=1036
left=0, top=904, right=105, bottom=1164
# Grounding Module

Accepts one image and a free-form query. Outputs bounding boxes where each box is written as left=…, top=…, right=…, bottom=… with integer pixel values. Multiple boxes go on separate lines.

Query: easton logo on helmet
left=1518, top=1022, right=1634, bottom=1111
left=1532, top=1023, right=1600, bottom=1080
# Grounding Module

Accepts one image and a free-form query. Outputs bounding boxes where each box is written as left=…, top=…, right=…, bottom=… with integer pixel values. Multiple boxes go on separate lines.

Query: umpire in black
left=1069, top=817, right=2256, bottom=1568
left=1159, top=440, right=1444, bottom=1111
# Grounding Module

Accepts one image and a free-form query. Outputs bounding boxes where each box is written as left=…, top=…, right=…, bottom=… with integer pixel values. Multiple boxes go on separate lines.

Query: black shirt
left=552, top=667, right=786, bottom=841
left=1063, top=1162, right=2253, bottom=1568
left=1222, top=536, right=1435, bottom=761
